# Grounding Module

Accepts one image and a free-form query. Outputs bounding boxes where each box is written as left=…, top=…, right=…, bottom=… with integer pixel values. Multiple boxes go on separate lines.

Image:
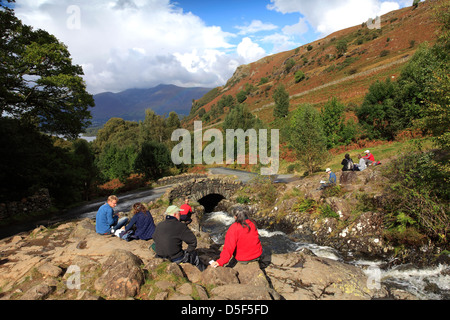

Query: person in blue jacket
left=95, top=195, right=129, bottom=234
left=318, top=168, right=337, bottom=190
left=119, top=202, right=156, bottom=241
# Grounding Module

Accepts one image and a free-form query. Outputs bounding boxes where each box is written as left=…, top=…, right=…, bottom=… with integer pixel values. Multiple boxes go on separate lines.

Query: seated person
left=210, top=205, right=267, bottom=269
left=318, top=168, right=337, bottom=190
left=341, top=153, right=354, bottom=171
left=95, top=195, right=129, bottom=235
left=354, top=154, right=367, bottom=171
left=362, top=150, right=375, bottom=166
left=118, top=202, right=156, bottom=241
left=152, top=205, right=205, bottom=271
left=179, top=197, right=193, bottom=224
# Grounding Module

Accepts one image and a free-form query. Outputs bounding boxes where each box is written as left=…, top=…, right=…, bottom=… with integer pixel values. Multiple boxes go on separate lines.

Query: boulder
left=94, top=250, right=145, bottom=299
left=20, top=284, right=55, bottom=300
left=200, top=266, right=239, bottom=286
left=266, top=252, right=388, bottom=300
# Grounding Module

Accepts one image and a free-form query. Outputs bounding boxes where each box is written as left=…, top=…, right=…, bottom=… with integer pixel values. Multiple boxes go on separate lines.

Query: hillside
left=185, top=1, right=440, bottom=128
left=90, top=84, right=212, bottom=127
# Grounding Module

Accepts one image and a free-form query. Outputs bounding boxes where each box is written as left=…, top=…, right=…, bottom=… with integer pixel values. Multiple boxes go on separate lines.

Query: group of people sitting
left=95, top=195, right=268, bottom=272
left=341, top=149, right=379, bottom=172
left=319, top=150, right=379, bottom=190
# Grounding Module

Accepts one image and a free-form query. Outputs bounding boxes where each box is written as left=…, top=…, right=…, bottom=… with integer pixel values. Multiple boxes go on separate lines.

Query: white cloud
left=282, top=17, right=309, bottom=36
left=235, top=20, right=278, bottom=35
left=268, top=0, right=401, bottom=36
left=237, top=37, right=266, bottom=63
left=261, top=33, right=300, bottom=53
left=14, top=0, right=237, bottom=94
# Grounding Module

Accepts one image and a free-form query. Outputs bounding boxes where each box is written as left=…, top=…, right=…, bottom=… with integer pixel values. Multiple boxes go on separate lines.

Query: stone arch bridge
left=160, top=175, right=243, bottom=212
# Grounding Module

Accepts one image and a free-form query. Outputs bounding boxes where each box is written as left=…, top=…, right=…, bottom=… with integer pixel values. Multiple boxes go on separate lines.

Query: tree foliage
left=382, top=151, right=449, bottom=245
left=0, top=7, right=94, bottom=138
left=357, top=78, right=403, bottom=140
left=273, top=84, right=289, bottom=119
left=134, top=141, right=171, bottom=181
left=288, top=105, right=328, bottom=175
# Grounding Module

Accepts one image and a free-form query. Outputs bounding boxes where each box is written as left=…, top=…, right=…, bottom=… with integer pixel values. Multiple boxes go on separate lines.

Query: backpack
left=347, top=159, right=354, bottom=171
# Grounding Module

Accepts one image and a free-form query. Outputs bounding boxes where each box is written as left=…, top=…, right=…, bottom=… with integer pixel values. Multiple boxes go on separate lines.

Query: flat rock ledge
left=0, top=219, right=417, bottom=300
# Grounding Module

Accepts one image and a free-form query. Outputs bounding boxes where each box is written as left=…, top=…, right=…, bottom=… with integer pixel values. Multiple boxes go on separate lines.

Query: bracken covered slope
left=185, top=0, right=441, bottom=128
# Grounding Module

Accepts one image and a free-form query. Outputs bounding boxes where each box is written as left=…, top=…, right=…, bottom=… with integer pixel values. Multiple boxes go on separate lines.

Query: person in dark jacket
left=120, top=202, right=156, bottom=241
left=341, top=153, right=354, bottom=171
left=152, top=205, right=205, bottom=271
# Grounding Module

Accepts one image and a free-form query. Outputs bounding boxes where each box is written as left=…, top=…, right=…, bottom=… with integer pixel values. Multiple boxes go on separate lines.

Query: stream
left=201, top=210, right=450, bottom=300
left=0, top=168, right=448, bottom=300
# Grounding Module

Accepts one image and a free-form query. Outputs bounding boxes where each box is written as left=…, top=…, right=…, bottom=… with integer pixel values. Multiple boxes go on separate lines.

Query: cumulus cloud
left=237, top=37, right=267, bottom=64
left=268, top=0, right=401, bottom=36
left=14, top=0, right=237, bottom=94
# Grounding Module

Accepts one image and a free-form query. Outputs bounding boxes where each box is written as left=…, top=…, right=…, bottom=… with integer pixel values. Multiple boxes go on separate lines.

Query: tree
left=139, top=109, right=166, bottom=144
left=236, top=90, right=247, bottom=103
left=273, top=84, right=289, bottom=118
left=0, top=7, right=94, bottom=139
left=288, top=105, right=328, bottom=175
left=93, top=117, right=138, bottom=152
left=223, top=104, right=263, bottom=131
left=97, top=143, right=138, bottom=182
left=134, top=141, right=172, bottom=181
left=415, top=1, right=450, bottom=151
left=72, top=139, right=98, bottom=201
left=321, top=97, right=346, bottom=149
left=357, top=78, right=403, bottom=140
left=335, top=40, right=348, bottom=57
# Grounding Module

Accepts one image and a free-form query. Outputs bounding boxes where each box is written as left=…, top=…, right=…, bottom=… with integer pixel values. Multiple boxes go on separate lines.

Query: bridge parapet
left=162, top=176, right=243, bottom=203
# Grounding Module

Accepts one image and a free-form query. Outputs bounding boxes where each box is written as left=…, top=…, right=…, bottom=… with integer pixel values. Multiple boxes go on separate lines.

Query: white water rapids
left=202, top=210, right=450, bottom=300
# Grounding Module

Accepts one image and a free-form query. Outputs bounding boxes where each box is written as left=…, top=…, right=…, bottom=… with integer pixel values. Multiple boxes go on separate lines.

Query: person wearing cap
left=319, top=168, right=337, bottom=190
left=152, top=205, right=205, bottom=271
left=362, top=150, right=375, bottom=166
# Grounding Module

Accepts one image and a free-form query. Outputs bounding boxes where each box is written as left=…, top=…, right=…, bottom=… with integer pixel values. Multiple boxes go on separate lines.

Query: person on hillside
left=117, top=202, right=156, bottom=241
left=152, top=205, right=205, bottom=271
left=362, top=150, right=375, bottom=166
left=179, top=197, right=193, bottom=225
left=95, top=195, right=129, bottom=235
left=318, top=168, right=337, bottom=190
left=341, top=153, right=354, bottom=171
left=354, top=154, right=367, bottom=171
left=210, top=205, right=269, bottom=269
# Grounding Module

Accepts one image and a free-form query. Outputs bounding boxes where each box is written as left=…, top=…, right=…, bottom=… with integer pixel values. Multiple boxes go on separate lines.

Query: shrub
left=285, top=58, right=296, bottom=73
left=294, top=70, right=306, bottom=83
left=381, top=151, right=450, bottom=245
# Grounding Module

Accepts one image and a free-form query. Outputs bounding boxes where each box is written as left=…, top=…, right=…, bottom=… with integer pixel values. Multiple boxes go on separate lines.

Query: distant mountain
left=90, top=84, right=212, bottom=126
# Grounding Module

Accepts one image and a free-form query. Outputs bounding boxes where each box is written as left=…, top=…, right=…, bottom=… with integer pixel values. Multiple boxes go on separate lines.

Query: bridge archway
left=197, top=194, right=225, bottom=213
left=164, top=177, right=242, bottom=212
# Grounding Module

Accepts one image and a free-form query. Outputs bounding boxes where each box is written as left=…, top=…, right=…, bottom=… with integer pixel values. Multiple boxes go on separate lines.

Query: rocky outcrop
left=246, top=167, right=395, bottom=260
left=0, top=218, right=406, bottom=300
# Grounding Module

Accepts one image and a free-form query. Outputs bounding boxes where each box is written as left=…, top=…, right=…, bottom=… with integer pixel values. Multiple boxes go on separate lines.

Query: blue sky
left=12, top=0, right=413, bottom=94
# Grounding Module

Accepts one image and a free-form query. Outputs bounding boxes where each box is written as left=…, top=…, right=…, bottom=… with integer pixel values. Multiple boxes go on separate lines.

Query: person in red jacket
left=362, top=150, right=375, bottom=166
left=179, top=197, right=193, bottom=225
left=210, top=205, right=263, bottom=268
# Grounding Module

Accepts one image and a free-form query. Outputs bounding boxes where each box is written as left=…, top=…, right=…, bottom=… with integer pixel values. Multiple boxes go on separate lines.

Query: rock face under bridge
left=162, top=176, right=243, bottom=206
